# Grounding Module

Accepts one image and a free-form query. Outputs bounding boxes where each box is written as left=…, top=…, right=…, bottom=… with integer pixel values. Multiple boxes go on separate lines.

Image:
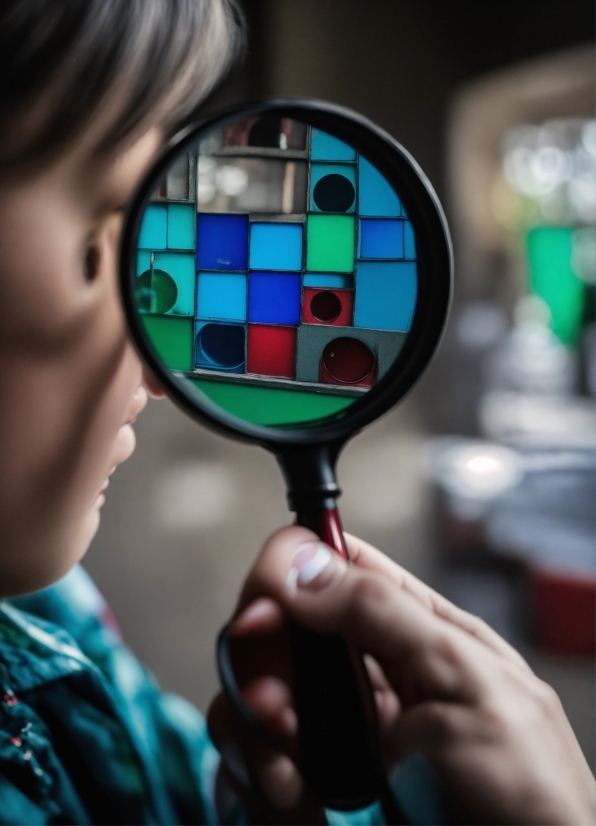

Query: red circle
left=321, top=338, right=375, bottom=383
left=310, top=291, right=342, bottom=322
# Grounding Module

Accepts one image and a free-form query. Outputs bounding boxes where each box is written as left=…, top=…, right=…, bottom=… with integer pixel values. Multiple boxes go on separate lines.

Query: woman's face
left=0, top=127, right=163, bottom=596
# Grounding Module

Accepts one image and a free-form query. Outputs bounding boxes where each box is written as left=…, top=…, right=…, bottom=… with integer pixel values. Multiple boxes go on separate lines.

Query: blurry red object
left=247, top=324, right=296, bottom=378
left=529, top=565, right=595, bottom=657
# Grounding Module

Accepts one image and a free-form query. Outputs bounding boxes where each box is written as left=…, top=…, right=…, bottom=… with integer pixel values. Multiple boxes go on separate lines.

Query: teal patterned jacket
left=0, top=566, right=444, bottom=825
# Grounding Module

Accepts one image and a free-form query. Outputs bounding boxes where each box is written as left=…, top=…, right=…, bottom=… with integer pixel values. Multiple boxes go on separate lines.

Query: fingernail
left=286, top=541, right=338, bottom=592
left=218, top=738, right=251, bottom=789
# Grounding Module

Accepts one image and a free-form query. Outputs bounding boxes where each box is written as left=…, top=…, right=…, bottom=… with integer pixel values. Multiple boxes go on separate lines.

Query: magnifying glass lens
left=134, top=114, right=417, bottom=428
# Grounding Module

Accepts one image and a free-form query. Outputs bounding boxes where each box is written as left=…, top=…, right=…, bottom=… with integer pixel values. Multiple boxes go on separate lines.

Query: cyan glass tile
left=139, top=204, right=167, bottom=249
left=303, top=273, right=354, bottom=288
left=248, top=272, right=301, bottom=325
left=358, top=157, right=402, bottom=217
left=310, top=129, right=357, bottom=161
left=354, top=261, right=417, bottom=331
left=404, top=220, right=416, bottom=259
left=167, top=203, right=195, bottom=249
left=310, top=163, right=357, bottom=213
left=197, top=214, right=248, bottom=270
left=196, top=272, right=247, bottom=322
left=359, top=219, right=404, bottom=259
left=137, top=250, right=151, bottom=275
left=152, top=252, right=196, bottom=316
left=249, top=223, right=303, bottom=271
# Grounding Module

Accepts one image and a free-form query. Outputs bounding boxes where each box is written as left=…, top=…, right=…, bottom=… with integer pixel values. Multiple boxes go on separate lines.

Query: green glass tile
left=306, top=214, right=355, bottom=273
left=526, top=227, right=584, bottom=345
left=141, top=315, right=193, bottom=371
left=167, top=203, right=195, bottom=249
left=190, top=379, right=354, bottom=425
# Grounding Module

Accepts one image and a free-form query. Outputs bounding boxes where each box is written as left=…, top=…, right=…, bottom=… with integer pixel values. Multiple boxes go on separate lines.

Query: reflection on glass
left=135, top=118, right=419, bottom=427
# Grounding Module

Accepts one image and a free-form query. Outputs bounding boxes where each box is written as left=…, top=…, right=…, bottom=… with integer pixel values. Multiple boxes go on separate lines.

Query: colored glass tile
left=310, top=129, right=356, bottom=161
left=196, top=272, right=247, bottom=322
left=190, top=379, right=353, bottom=426
left=306, top=215, right=355, bottom=273
left=302, top=288, right=353, bottom=326
left=195, top=321, right=246, bottom=371
left=197, top=214, right=248, bottom=270
left=354, top=261, right=417, bottom=331
left=167, top=203, right=195, bottom=249
left=139, top=204, right=167, bottom=249
left=137, top=250, right=151, bottom=275
left=248, top=272, right=301, bottom=326
left=249, top=223, right=303, bottom=271
left=359, top=219, right=404, bottom=259
left=152, top=252, right=195, bottom=316
left=141, top=315, right=193, bottom=371
left=136, top=269, right=178, bottom=314
left=404, top=220, right=416, bottom=259
left=310, top=164, right=356, bottom=213
left=247, top=324, right=296, bottom=378
left=358, top=157, right=402, bottom=217
left=303, top=273, right=354, bottom=289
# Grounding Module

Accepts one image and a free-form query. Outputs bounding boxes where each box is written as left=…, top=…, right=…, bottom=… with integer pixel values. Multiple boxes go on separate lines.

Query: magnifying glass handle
left=291, top=507, right=387, bottom=811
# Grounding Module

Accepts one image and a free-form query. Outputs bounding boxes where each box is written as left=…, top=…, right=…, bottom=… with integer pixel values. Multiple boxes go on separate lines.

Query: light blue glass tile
left=404, top=220, right=416, bottom=259
left=137, top=250, right=151, bottom=275
left=359, top=219, right=404, bottom=259
left=354, top=261, right=417, bottom=331
left=153, top=251, right=195, bottom=316
left=303, top=273, right=354, bottom=288
left=139, top=204, right=167, bottom=249
left=196, top=272, right=247, bottom=322
left=249, top=223, right=303, bottom=271
left=310, top=128, right=356, bottom=161
left=358, top=157, right=402, bottom=217
left=167, top=203, right=195, bottom=249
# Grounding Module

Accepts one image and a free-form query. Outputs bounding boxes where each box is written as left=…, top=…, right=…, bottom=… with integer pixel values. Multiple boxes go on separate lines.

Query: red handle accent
left=296, top=507, right=349, bottom=561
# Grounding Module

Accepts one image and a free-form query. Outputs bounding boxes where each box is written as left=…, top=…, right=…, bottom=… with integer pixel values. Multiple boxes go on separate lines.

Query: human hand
left=208, top=526, right=596, bottom=825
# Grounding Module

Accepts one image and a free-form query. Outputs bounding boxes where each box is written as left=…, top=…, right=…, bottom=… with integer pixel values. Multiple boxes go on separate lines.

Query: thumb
left=238, top=526, right=484, bottom=708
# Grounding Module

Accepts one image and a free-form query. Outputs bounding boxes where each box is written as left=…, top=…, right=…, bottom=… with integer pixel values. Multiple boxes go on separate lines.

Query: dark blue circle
left=199, top=324, right=245, bottom=369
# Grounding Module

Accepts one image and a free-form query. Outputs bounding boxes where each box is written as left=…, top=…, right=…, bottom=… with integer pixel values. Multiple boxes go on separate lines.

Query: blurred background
left=86, top=0, right=596, bottom=770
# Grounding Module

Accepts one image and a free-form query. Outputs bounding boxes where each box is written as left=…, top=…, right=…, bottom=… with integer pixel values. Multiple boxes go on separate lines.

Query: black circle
left=310, top=291, right=342, bottom=322
left=199, top=324, right=245, bottom=368
left=313, top=174, right=355, bottom=212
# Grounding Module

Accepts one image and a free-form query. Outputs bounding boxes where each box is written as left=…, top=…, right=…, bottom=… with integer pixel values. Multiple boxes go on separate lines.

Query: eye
left=84, top=244, right=101, bottom=281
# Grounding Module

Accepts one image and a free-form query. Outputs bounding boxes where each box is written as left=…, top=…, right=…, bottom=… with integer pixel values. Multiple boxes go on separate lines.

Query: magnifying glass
left=120, top=99, right=452, bottom=818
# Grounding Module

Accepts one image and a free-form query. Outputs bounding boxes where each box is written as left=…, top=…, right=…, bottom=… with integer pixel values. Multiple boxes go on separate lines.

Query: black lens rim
left=120, top=99, right=453, bottom=449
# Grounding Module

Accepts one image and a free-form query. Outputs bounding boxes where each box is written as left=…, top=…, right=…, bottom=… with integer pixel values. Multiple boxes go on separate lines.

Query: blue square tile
left=197, top=214, right=248, bottom=270
left=310, top=129, right=357, bottom=161
left=404, top=220, right=416, bottom=259
left=359, top=219, right=404, bottom=259
left=358, top=157, right=402, bottom=217
left=354, top=261, right=417, bottom=331
left=139, top=204, right=167, bottom=249
left=195, top=320, right=246, bottom=372
left=196, top=272, right=247, bottom=322
left=248, top=272, right=301, bottom=325
left=249, top=223, right=303, bottom=271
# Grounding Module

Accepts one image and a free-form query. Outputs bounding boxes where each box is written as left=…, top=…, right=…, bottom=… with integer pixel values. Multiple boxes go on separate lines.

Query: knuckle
left=349, top=573, right=391, bottom=615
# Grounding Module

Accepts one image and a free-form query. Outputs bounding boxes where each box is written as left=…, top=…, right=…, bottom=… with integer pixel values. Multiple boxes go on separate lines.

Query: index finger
left=344, top=533, right=530, bottom=672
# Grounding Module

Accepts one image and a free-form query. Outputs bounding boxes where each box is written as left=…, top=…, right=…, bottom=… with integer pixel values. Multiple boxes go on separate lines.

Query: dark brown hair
left=0, top=0, right=244, bottom=169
